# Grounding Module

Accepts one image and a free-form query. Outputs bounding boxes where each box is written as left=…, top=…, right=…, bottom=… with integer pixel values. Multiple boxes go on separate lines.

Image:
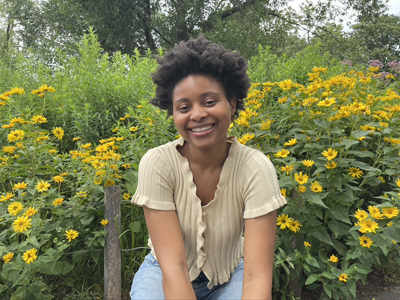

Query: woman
left=130, top=36, right=286, bottom=300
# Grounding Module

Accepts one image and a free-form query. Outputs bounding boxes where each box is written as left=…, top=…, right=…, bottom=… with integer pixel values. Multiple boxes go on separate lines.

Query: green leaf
left=348, top=280, right=357, bottom=298
left=323, top=284, right=332, bottom=298
left=28, top=281, right=48, bottom=297
left=328, top=221, right=340, bottom=238
left=80, top=215, right=94, bottom=225
left=306, top=193, right=329, bottom=208
left=0, top=284, right=8, bottom=293
left=351, top=161, right=380, bottom=172
left=342, top=138, right=359, bottom=150
left=321, top=271, right=337, bottom=280
left=329, top=206, right=351, bottom=224
left=39, top=259, right=57, bottom=275
left=129, top=221, right=141, bottom=233
left=373, top=235, right=388, bottom=255
left=311, top=226, right=333, bottom=246
left=347, top=150, right=374, bottom=158
left=385, top=227, right=400, bottom=241
left=305, top=274, right=319, bottom=285
left=306, top=255, right=320, bottom=268
left=26, top=236, right=40, bottom=248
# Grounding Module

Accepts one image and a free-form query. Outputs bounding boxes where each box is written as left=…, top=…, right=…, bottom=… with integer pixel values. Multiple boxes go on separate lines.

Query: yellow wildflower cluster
left=277, top=214, right=302, bottom=233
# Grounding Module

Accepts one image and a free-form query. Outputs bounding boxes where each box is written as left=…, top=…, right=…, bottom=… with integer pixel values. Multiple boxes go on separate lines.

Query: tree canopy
left=0, top=0, right=398, bottom=63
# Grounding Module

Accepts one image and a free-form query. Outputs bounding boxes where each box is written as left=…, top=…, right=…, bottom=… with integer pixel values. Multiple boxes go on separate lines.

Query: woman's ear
left=230, top=98, right=237, bottom=116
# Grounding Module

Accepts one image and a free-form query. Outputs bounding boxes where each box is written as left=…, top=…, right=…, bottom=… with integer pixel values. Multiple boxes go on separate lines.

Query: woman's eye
left=178, top=106, right=190, bottom=112
left=204, top=100, right=216, bottom=106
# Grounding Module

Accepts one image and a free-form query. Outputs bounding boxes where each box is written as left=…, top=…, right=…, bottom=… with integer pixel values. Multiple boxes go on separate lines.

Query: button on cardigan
left=131, top=136, right=286, bottom=289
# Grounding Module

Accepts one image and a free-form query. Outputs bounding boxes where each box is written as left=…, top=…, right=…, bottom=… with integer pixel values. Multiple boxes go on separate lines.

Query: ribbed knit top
left=131, top=136, right=286, bottom=289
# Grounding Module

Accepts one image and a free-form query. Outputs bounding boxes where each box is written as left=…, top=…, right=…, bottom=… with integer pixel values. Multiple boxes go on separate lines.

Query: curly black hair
left=150, top=36, right=250, bottom=119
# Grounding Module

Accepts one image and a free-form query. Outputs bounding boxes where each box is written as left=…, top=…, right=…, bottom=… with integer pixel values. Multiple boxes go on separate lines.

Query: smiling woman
left=129, top=36, right=286, bottom=300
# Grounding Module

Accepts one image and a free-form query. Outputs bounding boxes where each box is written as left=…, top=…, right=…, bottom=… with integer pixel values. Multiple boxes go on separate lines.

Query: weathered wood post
left=104, top=185, right=121, bottom=300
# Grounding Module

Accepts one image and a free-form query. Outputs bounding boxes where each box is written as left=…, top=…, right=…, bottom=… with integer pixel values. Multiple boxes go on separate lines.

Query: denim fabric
left=130, top=253, right=244, bottom=300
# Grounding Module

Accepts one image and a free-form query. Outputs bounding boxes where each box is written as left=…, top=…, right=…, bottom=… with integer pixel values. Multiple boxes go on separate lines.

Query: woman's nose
left=190, top=105, right=207, bottom=121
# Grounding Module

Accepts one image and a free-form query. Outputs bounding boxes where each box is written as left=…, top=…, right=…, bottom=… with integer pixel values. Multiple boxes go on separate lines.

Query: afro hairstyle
left=150, top=36, right=251, bottom=119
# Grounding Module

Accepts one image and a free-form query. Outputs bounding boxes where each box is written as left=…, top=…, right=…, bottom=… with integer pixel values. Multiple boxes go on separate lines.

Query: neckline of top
left=174, top=136, right=238, bottom=207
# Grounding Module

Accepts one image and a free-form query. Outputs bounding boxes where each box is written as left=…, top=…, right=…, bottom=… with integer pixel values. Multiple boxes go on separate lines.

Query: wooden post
left=104, top=185, right=121, bottom=300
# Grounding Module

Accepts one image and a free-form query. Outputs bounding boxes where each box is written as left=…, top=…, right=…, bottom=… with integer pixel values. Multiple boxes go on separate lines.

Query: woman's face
left=172, top=75, right=236, bottom=152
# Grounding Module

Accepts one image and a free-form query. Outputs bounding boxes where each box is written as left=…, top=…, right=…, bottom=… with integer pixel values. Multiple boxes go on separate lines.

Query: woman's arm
left=242, top=210, right=278, bottom=300
left=143, top=207, right=196, bottom=300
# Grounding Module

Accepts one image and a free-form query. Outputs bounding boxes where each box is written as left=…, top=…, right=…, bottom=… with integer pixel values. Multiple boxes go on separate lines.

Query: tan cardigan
left=131, top=136, right=286, bottom=289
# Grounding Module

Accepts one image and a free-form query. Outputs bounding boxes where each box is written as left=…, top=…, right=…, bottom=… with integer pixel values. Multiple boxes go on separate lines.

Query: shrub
left=230, top=66, right=400, bottom=299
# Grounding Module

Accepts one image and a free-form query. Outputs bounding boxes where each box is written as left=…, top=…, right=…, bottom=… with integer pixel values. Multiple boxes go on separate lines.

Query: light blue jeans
left=130, top=253, right=244, bottom=300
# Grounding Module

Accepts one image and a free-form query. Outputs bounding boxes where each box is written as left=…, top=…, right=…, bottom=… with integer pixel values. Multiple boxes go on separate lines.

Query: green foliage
left=231, top=65, right=400, bottom=299
left=1, top=30, right=400, bottom=299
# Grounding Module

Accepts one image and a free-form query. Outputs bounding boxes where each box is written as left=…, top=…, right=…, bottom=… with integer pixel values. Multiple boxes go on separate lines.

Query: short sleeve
left=131, top=148, right=176, bottom=210
left=242, top=151, right=286, bottom=219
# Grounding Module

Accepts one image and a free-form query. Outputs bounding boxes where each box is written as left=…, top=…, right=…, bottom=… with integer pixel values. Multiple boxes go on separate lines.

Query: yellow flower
left=101, top=219, right=109, bottom=226
left=348, top=167, right=363, bottom=178
left=277, top=214, right=293, bottom=229
left=35, top=180, right=50, bottom=193
left=31, top=115, right=47, bottom=124
left=324, top=161, right=338, bottom=169
left=387, top=221, right=393, bottom=227
left=238, top=133, right=255, bottom=145
left=284, top=139, right=297, bottom=147
left=2, top=146, right=17, bottom=154
left=354, top=209, right=369, bottom=221
left=298, top=185, right=306, bottom=193
left=52, top=127, right=64, bottom=140
left=274, top=149, right=290, bottom=158
left=23, top=207, right=38, bottom=217
left=3, top=252, right=14, bottom=264
left=72, top=137, right=81, bottom=142
left=310, top=181, right=323, bottom=193
left=81, top=143, right=92, bottom=149
left=368, top=206, right=383, bottom=220
left=65, top=229, right=79, bottom=242
left=123, top=193, right=131, bottom=200
left=130, top=126, right=139, bottom=132
left=358, top=219, right=379, bottom=233
left=317, top=97, right=336, bottom=107
left=294, top=172, right=309, bottom=185
left=288, top=220, right=302, bottom=233
left=53, top=175, right=64, bottom=183
left=378, top=176, right=386, bottom=183
left=105, top=179, right=115, bottom=186
left=260, top=119, right=274, bottom=130
left=48, top=149, right=58, bottom=154
left=359, top=235, right=373, bottom=248
left=122, top=163, right=131, bottom=169
left=278, top=96, right=288, bottom=104
left=280, top=188, right=286, bottom=198
left=329, top=255, right=339, bottom=263
left=302, top=160, right=315, bottom=167
left=22, top=248, right=38, bottom=264
left=338, top=273, right=348, bottom=283
left=7, top=129, right=25, bottom=143
left=12, top=215, right=32, bottom=233
left=0, top=192, right=15, bottom=202
left=13, top=182, right=28, bottom=191
left=8, top=202, right=23, bottom=216
left=382, top=207, right=399, bottom=219
left=280, top=165, right=294, bottom=175
left=396, top=178, right=400, bottom=188
left=322, top=148, right=338, bottom=161
left=304, top=241, right=311, bottom=247
left=52, top=197, right=64, bottom=206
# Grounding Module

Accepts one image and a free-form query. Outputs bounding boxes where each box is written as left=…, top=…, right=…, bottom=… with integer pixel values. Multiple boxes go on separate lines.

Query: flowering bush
left=0, top=83, right=178, bottom=298
left=230, top=66, right=400, bottom=299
